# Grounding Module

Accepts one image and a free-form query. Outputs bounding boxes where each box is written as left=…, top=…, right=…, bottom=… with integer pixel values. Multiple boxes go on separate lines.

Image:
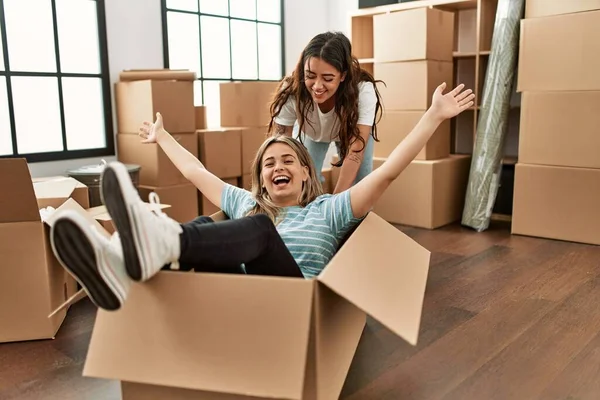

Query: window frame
left=0, top=0, right=114, bottom=163
left=160, top=0, right=286, bottom=106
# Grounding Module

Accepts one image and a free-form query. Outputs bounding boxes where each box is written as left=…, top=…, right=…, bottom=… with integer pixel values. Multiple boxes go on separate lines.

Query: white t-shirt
left=273, top=81, right=378, bottom=143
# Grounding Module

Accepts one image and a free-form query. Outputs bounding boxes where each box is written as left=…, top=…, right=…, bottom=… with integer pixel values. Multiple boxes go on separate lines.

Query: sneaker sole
left=101, top=164, right=145, bottom=281
left=51, top=218, right=121, bottom=311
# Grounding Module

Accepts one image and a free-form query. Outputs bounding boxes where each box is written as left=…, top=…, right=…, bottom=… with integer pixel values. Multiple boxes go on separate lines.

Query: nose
left=312, top=79, right=324, bottom=90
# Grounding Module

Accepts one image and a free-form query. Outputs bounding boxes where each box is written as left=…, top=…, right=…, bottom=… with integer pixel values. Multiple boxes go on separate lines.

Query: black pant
left=171, top=214, right=304, bottom=278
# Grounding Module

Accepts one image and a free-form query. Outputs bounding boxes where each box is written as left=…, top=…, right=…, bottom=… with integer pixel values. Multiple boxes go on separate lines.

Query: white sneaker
left=100, top=161, right=183, bottom=282
left=50, top=210, right=130, bottom=311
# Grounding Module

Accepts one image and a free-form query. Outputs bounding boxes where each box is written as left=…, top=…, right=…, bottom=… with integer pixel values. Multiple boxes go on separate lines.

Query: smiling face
left=304, top=56, right=346, bottom=111
left=260, top=142, right=309, bottom=207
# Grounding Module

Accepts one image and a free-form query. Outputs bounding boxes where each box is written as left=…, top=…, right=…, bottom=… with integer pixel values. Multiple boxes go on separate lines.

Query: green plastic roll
left=461, top=0, right=525, bottom=232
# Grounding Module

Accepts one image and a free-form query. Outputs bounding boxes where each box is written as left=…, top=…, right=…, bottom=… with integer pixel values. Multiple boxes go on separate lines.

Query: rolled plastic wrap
left=461, top=0, right=525, bottom=232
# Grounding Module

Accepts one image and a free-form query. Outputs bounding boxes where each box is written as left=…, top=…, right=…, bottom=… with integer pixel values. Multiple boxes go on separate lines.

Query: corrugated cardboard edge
left=317, top=212, right=431, bottom=346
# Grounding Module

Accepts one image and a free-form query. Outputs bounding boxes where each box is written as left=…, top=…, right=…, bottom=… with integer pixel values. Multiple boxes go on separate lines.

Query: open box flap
left=0, top=158, right=41, bottom=223
left=84, top=272, right=315, bottom=400
left=317, top=212, right=431, bottom=346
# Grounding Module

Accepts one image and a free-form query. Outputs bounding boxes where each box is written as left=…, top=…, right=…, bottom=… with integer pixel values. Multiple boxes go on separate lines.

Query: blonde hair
left=246, top=135, right=324, bottom=222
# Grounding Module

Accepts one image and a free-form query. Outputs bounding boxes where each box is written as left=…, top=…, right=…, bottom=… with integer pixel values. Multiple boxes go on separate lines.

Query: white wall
left=29, top=0, right=345, bottom=178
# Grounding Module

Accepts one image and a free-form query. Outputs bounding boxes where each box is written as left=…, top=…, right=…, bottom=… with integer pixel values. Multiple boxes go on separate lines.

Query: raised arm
left=349, top=82, right=475, bottom=218
left=139, top=113, right=226, bottom=210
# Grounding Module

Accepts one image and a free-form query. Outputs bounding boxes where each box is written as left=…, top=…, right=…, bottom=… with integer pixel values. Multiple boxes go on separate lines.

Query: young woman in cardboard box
left=268, top=31, right=384, bottom=194
left=48, top=83, right=474, bottom=311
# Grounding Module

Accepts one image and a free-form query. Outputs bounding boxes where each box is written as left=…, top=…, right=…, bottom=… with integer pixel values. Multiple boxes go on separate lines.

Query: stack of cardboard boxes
left=114, top=72, right=199, bottom=223
left=512, top=0, right=600, bottom=246
left=355, top=7, right=471, bottom=229
left=0, top=159, right=90, bottom=343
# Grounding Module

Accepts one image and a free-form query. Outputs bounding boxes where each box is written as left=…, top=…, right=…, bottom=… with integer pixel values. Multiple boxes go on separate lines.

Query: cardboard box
left=525, top=0, right=600, bottom=18
left=374, top=110, right=450, bottom=160
left=198, top=128, right=242, bottom=179
left=240, top=127, right=268, bottom=175
left=518, top=11, right=600, bottom=92
left=195, top=106, right=207, bottom=130
left=199, top=178, right=239, bottom=216
left=87, top=203, right=172, bottom=235
left=512, top=163, right=600, bottom=245
left=0, top=160, right=90, bottom=343
left=115, top=80, right=195, bottom=133
left=375, top=60, right=453, bottom=110
left=241, top=173, right=252, bottom=191
left=371, top=155, right=470, bottom=229
left=117, top=132, right=198, bottom=187
left=78, top=209, right=432, bottom=400
left=219, top=81, right=279, bottom=127
left=519, top=91, right=600, bottom=169
left=138, top=184, right=198, bottom=223
left=374, top=7, right=454, bottom=62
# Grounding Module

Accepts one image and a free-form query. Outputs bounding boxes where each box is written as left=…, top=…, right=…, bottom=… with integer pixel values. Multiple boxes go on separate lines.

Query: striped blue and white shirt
left=221, top=184, right=363, bottom=278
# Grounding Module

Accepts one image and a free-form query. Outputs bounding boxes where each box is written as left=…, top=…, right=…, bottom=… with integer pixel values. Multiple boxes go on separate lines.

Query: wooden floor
left=2, top=221, right=600, bottom=400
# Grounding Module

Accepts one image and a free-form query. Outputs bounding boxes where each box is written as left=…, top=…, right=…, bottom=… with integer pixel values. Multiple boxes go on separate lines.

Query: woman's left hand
left=429, top=82, right=475, bottom=121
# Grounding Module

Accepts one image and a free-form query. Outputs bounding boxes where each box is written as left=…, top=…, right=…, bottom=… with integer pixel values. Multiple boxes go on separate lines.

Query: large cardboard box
left=115, top=80, right=195, bottom=133
left=375, top=60, right=453, bottom=110
left=374, top=7, right=454, bottom=62
left=0, top=160, right=90, bottom=343
left=198, top=128, right=242, bottom=179
left=512, top=163, right=600, bottom=246
left=78, top=209, right=432, bottom=400
left=374, top=110, right=450, bottom=160
left=117, top=132, right=198, bottom=187
left=240, top=127, right=268, bottom=175
left=195, top=106, right=207, bottom=130
left=219, top=81, right=279, bottom=127
left=525, top=0, right=600, bottom=18
left=519, top=91, right=600, bottom=169
left=138, top=184, right=198, bottom=224
left=517, top=11, right=600, bottom=92
left=370, top=155, right=471, bottom=229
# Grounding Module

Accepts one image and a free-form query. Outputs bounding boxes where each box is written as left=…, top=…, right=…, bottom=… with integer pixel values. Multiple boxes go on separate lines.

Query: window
left=162, top=0, right=285, bottom=127
left=0, top=0, right=113, bottom=162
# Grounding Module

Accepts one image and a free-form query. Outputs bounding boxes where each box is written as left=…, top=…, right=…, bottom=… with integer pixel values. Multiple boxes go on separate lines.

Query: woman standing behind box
left=268, top=31, right=384, bottom=194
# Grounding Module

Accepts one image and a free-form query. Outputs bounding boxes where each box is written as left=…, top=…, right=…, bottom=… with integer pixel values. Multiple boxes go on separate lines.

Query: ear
left=302, top=166, right=309, bottom=181
left=340, top=71, right=347, bottom=82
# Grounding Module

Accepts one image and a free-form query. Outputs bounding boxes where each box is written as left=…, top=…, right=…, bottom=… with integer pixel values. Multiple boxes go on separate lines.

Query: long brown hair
left=268, top=31, right=384, bottom=167
left=246, top=135, right=324, bottom=223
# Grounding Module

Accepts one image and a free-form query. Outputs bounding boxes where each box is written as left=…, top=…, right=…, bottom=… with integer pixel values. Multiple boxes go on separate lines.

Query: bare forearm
left=333, top=152, right=361, bottom=193
left=379, top=109, right=443, bottom=181
left=156, top=129, right=205, bottom=179
left=272, top=122, right=293, bottom=137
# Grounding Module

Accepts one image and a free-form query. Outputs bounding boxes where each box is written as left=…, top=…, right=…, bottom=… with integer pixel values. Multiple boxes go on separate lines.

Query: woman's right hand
left=138, top=112, right=164, bottom=144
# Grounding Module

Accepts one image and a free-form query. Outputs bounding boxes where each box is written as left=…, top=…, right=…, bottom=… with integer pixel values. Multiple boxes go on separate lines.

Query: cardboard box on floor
left=331, top=155, right=470, bottom=229
left=519, top=91, right=600, bottom=169
left=374, top=7, right=455, bottom=63
left=517, top=10, right=600, bottom=92
left=512, top=163, right=600, bottom=246
left=0, top=159, right=90, bottom=343
left=74, top=209, right=431, bottom=399
left=374, top=110, right=450, bottom=160
left=525, top=0, right=600, bottom=18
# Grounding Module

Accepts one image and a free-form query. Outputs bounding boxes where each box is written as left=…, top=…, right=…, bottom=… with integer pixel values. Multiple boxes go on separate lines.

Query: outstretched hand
left=430, top=83, right=475, bottom=121
left=139, top=112, right=164, bottom=144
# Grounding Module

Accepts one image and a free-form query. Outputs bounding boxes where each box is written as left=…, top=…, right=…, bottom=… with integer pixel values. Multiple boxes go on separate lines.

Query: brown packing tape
left=119, top=69, right=197, bottom=82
